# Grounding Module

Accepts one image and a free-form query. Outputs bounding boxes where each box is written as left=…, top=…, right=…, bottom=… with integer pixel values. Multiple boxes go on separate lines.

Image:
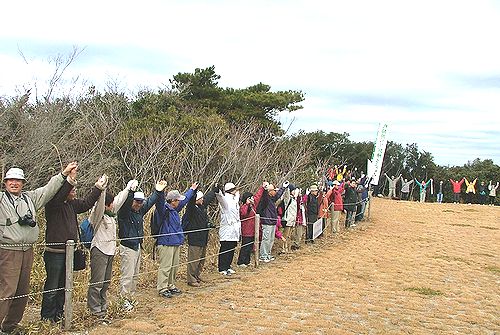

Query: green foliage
left=168, top=66, right=304, bottom=132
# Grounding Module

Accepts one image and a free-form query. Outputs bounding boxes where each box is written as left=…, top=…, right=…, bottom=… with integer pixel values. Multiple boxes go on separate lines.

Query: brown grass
left=18, top=198, right=500, bottom=334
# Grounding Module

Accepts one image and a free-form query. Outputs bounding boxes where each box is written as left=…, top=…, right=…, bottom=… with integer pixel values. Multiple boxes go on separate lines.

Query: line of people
left=383, top=174, right=499, bottom=205
left=0, top=163, right=370, bottom=331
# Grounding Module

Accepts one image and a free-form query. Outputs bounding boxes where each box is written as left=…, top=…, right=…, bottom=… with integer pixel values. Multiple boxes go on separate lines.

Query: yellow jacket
left=465, top=178, right=477, bottom=194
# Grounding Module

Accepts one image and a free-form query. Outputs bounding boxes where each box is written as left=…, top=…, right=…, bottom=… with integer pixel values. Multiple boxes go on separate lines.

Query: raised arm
left=26, top=162, right=77, bottom=210
left=155, top=180, right=167, bottom=218
left=176, top=183, right=198, bottom=212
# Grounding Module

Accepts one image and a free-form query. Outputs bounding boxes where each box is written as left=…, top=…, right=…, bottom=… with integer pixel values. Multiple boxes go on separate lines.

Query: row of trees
left=1, top=65, right=499, bottom=203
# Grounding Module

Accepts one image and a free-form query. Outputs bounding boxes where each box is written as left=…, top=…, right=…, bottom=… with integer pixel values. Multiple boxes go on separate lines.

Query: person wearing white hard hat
left=117, top=180, right=165, bottom=310
left=1, top=162, right=76, bottom=333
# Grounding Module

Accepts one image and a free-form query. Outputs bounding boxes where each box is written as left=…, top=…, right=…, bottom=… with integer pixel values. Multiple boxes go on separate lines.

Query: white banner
left=312, top=218, right=322, bottom=240
left=367, top=123, right=389, bottom=185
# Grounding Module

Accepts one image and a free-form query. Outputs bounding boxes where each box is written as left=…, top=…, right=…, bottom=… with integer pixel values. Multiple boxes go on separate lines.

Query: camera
left=18, top=212, right=36, bottom=227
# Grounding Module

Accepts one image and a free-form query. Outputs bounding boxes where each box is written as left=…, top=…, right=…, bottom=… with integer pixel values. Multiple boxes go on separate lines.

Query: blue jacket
left=155, top=188, right=194, bottom=246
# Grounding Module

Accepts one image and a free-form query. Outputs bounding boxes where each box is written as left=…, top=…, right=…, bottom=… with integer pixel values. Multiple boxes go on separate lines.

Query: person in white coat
left=215, top=182, right=241, bottom=276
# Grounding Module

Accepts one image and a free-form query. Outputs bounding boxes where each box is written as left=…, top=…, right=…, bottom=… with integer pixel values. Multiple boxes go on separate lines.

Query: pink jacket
left=275, top=218, right=283, bottom=239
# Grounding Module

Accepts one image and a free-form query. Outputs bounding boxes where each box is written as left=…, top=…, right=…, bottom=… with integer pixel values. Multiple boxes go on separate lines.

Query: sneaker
left=187, top=281, right=200, bottom=287
left=227, top=268, right=236, bottom=274
left=237, top=263, right=247, bottom=268
left=98, top=316, right=111, bottom=325
left=159, top=290, right=173, bottom=298
left=168, top=287, right=182, bottom=295
left=219, top=270, right=229, bottom=276
left=122, top=300, right=134, bottom=312
left=262, top=258, right=270, bottom=263
left=269, top=256, right=275, bottom=261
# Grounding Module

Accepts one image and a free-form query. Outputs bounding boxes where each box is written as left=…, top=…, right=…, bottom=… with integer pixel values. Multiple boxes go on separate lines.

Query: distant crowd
left=382, top=174, right=499, bottom=205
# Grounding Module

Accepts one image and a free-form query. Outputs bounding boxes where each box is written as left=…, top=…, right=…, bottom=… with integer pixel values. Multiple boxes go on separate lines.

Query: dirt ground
left=87, top=197, right=499, bottom=335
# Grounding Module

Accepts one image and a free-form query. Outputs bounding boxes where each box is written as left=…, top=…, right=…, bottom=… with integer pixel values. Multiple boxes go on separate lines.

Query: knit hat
left=241, top=192, right=253, bottom=204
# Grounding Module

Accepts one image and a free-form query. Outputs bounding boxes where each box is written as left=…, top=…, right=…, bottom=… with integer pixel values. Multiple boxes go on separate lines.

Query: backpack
left=79, top=218, right=94, bottom=249
left=150, top=210, right=161, bottom=241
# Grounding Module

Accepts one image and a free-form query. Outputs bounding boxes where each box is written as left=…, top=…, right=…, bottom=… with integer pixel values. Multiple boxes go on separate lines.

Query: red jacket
left=239, top=203, right=256, bottom=237
left=450, top=178, right=464, bottom=193
left=329, top=183, right=345, bottom=211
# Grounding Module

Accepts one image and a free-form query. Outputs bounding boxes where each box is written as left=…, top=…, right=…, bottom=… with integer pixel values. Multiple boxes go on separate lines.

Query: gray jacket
left=0, top=173, right=65, bottom=251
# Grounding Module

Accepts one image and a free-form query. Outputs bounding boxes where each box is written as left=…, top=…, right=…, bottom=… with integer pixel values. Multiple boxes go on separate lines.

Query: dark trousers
left=401, top=192, right=409, bottom=200
left=453, top=193, right=460, bottom=203
left=490, top=196, right=496, bottom=205
left=479, top=194, right=487, bottom=205
left=218, top=241, right=237, bottom=272
left=41, top=251, right=66, bottom=322
left=0, top=248, right=33, bottom=332
left=306, top=215, right=316, bottom=242
left=237, top=237, right=254, bottom=266
left=306, top=223, right=314, bottom=242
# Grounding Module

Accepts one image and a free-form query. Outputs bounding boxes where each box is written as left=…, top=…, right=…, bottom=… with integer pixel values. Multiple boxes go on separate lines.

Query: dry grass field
left=86, top=197, right=500, bottom=335
left=23, top=197, right=500, bottom=334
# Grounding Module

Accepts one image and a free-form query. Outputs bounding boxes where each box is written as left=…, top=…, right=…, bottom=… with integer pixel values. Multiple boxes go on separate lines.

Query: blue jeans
left=437, top=193, right=443, bottom=203
left=41, top=251, right=66, bottom=321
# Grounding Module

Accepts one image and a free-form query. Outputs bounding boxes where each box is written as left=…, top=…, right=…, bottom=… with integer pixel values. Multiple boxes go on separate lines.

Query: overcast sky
left=1, top=0, right=499, bottom=166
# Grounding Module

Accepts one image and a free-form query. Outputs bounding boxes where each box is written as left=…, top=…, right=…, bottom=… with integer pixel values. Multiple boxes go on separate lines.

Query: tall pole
left=64, top=240, right=75, bottom=330
left=254, top=214, right=260, bottom=268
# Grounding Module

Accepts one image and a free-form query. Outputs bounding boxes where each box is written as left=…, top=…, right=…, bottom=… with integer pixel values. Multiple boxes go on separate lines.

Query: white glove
left=305, top=188, right=310, bottom=195
left=95, top=174, right=108, bottom=190
left=282, top=181, right=290, bottom=188
left=156, top=180, right=168, bottom=192
left=127, top=179, right=139, bottom=191
left=263, top=182, right=269, bottom=190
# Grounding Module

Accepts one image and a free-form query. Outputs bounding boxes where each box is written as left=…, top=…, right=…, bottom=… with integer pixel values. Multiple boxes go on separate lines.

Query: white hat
left=4, top=168, right=25, bottom=180
left=332, top=180, right=340, bottom=186
left=196, top=191, right=204, bottom=201
left=133, top=192, right=145, bottom=201
left=166, top=190, right=186, bottom=201
left=224, top=182, right=236, bottom=192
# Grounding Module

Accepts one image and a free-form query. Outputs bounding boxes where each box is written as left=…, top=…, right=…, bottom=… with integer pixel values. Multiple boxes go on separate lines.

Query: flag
left=367, top=123, right=389, bottom=185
